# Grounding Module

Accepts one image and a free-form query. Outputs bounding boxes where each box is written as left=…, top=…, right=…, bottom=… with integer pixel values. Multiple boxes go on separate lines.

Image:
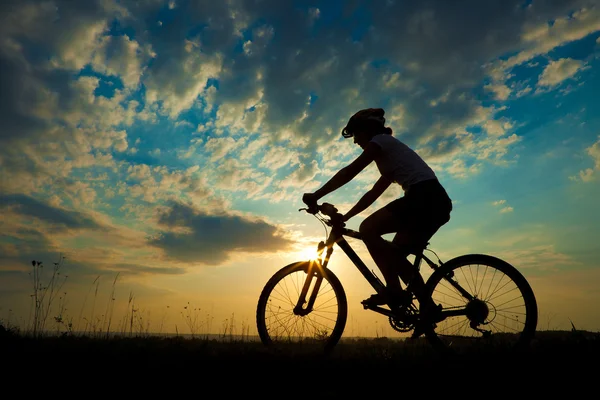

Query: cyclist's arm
left=313, top=142, right=380, bottom=199
left=343, top=175, right=392, bottom=221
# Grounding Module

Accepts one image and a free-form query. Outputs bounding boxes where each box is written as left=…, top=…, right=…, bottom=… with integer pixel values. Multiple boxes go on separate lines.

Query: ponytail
left=382, top=127, right=393, bottom=135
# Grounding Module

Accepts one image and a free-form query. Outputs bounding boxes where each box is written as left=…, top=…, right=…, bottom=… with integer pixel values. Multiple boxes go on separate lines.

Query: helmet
left=341, top=108, right=386, bottom=138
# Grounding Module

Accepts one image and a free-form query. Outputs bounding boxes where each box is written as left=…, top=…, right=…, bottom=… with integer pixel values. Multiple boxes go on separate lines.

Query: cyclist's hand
left=302, top=193, right=319, bottom=214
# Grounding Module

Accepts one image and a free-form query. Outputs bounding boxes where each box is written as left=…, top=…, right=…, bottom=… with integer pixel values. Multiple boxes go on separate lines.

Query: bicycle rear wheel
left=423, top=254, right=538, bottom=354
left=256, top=261, right=347, bottom=353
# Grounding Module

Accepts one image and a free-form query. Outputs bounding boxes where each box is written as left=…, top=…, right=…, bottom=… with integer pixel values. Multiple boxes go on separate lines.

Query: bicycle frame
left=295, top=221, right=442, bottom=319
left=294, top=205, right=475, bottom=321
left=294, top=203, right=473, bottom=324
left=326, top=223, right=442, bottom=285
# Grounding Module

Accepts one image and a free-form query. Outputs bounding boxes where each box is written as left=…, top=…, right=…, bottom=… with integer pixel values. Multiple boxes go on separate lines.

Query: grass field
left=2, top=327, right=598, bottom=396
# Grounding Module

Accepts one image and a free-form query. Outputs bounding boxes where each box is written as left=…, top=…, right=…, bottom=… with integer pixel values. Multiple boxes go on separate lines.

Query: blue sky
left=1, top=0, right=599, bottom=336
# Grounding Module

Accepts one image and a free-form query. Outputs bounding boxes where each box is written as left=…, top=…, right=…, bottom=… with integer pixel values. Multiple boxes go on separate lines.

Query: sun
left=299, top=245, right=321, bottom=261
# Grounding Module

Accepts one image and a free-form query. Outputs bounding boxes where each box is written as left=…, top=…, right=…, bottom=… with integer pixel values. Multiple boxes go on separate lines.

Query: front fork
left=293, top=241, right=331, bottom=316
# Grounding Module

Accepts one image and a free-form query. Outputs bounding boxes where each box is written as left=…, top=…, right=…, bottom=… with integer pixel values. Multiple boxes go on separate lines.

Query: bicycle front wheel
left=424, top=254, right=538, bottom=354
left=256, top=261, right=347, bottom=353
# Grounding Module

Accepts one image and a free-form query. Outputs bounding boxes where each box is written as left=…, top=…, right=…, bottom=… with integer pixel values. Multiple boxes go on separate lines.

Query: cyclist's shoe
left=422, top=302, right=444, bottom=322
left=361, top=290, right=411, bottom=309
left=411, top=322, right=431, bottom=339
left=361, top=293, right=388, bottom=308
left=411, top=302, right=443, bottom=339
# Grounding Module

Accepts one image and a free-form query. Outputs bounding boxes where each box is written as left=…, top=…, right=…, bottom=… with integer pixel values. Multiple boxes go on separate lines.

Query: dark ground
left=2, top=328, right=598, bottom=396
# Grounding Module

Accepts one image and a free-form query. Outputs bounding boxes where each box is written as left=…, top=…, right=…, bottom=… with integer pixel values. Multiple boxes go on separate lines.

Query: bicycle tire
left=256, top=261, right=347, bottom=353
left=423, top=254, right=538, bottom=355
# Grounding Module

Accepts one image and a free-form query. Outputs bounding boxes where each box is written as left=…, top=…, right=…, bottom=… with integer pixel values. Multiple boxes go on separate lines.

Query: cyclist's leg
left=390, top=231, right=421, bottom=284
left=390, top=181, right=452, bottom=307
left=359, top=204, right=411, bottom=297
left=393, top=214, right=451, bottom=302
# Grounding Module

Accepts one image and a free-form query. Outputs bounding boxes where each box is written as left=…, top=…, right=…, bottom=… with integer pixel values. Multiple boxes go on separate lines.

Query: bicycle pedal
left=361, top=298, right=387, bottom=310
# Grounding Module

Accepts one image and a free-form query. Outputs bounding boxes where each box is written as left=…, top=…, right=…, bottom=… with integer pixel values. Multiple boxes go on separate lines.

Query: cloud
left=0, top=1, right=128, bottom=71
left=484, top=4, right=599, bottom=97
left=445, top=159, right=481, bottom=179
left=203, top=136, right=247, bottom=162
left=571, top=137, right=600, bottom=182
left=483, top=119, right=513, bottom=137
left=571, top=168, right=594, bottom=182
left=110, top=263, right=186, bottom=275
left=2, top=0, right=595, bottom=178
left=0, top=54, right=51, bottom=143
left=0, top=228, right=57, bottom=272
left=492, top=199, right=514, bottom=213
left=91, top=34, right=155, bottom=88
left=0, top=194, right=100, bottom=230
left=122, top=164, right=216, bottom=205
left=210, top=158, right=274, bottom=199
left=143, top=40, right=223, bottom=118
left=585, top=138, right=600, bottom=170
left=150, top=201, right=294, bottom=264
left=537, top=58, right=586, bottom=88
left=0, top=0, right=598, bottom=273
left=0, top=195, right=127, bottom=279
left=484, top=83, right=512, bottom=101
left=501, top=244, right=577, bottom=271
left=493, top=4, right=600, bottom=72
left=259, top=146, right=301, bottom=171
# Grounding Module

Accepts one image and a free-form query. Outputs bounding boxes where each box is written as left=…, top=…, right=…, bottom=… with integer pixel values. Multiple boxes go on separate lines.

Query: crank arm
left=362, top=304, right=400, bottom=318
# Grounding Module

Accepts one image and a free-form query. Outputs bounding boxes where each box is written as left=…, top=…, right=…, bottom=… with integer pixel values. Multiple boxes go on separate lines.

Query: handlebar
left=299, top=202, right=346, bottom=227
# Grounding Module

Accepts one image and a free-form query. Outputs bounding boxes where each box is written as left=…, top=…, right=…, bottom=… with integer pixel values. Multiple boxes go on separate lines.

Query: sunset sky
left=1, top=0, right=599, bottom=337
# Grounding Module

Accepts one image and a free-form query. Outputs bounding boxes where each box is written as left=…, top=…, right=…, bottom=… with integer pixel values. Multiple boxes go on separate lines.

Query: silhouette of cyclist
left=303, top=108, right=452, bottom=316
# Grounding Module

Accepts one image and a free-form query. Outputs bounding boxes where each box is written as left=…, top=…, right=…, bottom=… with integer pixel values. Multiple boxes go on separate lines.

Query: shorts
left=384, top=178, right=452, bottom=249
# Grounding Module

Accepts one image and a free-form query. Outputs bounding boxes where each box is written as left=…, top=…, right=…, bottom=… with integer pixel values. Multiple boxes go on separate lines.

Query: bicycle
left=256, top=202, right=538, bottom=354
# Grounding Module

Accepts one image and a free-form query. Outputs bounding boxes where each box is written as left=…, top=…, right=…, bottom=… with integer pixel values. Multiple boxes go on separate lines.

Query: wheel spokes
left=264, top=270, right=340, bottom=342
left=432, top=263, right=529, bottom=340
